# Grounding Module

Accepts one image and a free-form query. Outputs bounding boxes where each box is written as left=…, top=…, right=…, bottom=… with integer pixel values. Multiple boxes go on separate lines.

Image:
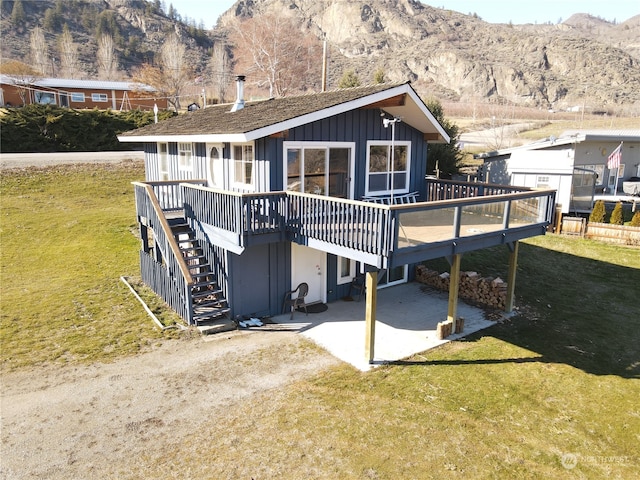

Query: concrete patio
left=266, top=282, right=503, bottom=371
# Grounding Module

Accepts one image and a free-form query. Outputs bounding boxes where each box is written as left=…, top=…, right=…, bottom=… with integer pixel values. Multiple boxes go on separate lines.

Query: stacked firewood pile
left=415, top=265, right=507, bottom=310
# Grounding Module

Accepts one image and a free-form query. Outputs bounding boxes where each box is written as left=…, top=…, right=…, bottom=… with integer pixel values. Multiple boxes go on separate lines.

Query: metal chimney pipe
left=230, top=75, right=246, bottom=112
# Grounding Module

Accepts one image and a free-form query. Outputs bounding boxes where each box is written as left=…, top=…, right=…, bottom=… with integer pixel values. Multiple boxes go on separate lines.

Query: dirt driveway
left=0, top=329, right=339, bottom=479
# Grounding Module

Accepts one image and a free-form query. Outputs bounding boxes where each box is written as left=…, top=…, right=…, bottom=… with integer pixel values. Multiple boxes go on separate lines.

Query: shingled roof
left=119, top=82, right=450, bottom=143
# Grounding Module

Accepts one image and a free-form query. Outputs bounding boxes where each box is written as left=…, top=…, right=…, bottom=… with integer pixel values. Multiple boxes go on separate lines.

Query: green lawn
left=1, top=164, right=638, bottom=478
left=0, top=162, right=176, bottom=370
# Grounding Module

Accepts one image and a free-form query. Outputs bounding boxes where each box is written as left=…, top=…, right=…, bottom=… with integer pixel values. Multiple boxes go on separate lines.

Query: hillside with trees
left=1, top=0, right=639, bottom=114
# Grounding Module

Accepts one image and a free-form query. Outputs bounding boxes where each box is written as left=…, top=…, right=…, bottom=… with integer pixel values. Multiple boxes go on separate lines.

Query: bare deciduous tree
left=209, top=39, right=232, bottom=103
left=158, top=33, right=190, bottom=110
left=0, top=60, right=41, bottom=105
left=30, top=27, right=50, bottom=75
left=58, top=26, right=81, bottom=79
left=229, top=13, right=322, bottom=97
left=97, top=33, right=118, bottom=80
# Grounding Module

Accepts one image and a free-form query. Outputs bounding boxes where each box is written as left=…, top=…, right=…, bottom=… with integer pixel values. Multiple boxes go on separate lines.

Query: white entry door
left=291, top=243, right=326, bottom=305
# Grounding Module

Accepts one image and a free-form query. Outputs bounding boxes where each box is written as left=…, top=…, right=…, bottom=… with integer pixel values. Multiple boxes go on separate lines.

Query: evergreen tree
left=338, top=69, right=361, bottom=88
left=630, top=210, right=640, bottom=227
left=609, top=201, right=624, bottom=225
left=373, top=68, right=385, bottom=84
left=589, top=200, right=606, bottom=223
left=11, top=0, right=25, bottom=25
left=424, top=98, right=462, bottom=178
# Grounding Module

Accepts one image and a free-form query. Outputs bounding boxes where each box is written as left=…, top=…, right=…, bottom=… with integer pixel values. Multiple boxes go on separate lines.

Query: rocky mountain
left=0, top=0, right=216, bottom=77
left=220, top=0, right=640, bottom=113
left=2, top=0, right=639, bottom=113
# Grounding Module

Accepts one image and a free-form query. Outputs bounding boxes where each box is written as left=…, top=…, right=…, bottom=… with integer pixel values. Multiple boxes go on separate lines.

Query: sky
left=170, top=0, right=639, bottom=30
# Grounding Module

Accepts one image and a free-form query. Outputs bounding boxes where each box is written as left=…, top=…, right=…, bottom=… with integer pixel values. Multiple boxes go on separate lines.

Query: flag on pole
left=607, top=142, right=623, bottom=170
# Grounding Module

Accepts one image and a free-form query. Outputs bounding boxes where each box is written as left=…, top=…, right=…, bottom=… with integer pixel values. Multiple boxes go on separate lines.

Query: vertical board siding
left=284, top=108, right=428, bottom=202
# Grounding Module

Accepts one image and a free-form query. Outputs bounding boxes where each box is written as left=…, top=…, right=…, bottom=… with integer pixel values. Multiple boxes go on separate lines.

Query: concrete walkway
left=268, top=282, right=500, bottom=371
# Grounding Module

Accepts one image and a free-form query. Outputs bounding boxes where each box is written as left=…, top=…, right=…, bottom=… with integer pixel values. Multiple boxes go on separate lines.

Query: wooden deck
left=132, top=178, right=555, bottom=325
left=136, top=179, right=555, bottom=269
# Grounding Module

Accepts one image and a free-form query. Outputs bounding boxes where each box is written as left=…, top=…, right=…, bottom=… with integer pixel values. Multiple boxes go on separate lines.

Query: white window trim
left=232, top=143, right=255, bottom=190
left=336, top=256, right=355, bottom=285
left=70, top=92, right=85, bottom=102
left=282, top=141, right=356, bottom=199
left=91, top=93, right=108, bottom=102
left=365, top=140, right=411, bottom=197
left=378, top=265, right=408, bottom=289
left=178, top=142, right=193, bottom=172
left=206, top=143, right=224, bottom=189
left=158, top=142, right=169, bottom=180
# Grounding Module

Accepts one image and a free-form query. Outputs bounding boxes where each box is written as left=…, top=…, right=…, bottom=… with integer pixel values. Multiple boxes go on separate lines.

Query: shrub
left=589, top=200, right=606, bottom=223
left=609, top=202, right=624, bottom=225
left=630, top=210, right=640, bottom=227
left=0, top=105, right=174, bottom=153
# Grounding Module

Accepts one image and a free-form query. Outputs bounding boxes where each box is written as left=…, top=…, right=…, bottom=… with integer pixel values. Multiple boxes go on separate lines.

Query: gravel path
left=0, top=329, right=339, bottom=479
left=0, top=151, right=144, bottom=169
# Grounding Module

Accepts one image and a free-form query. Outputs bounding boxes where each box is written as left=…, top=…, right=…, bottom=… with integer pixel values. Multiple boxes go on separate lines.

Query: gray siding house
left=119, top=80, right=555, bottom=360
left=476, top=130, right=640, bottom=213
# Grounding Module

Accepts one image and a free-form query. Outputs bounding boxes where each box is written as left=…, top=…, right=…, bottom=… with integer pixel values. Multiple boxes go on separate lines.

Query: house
left=119, top=79, right=556, bottom=362
left=0, top=75, right=167, bottom=111
left=476, top=130, right=640, bottom=214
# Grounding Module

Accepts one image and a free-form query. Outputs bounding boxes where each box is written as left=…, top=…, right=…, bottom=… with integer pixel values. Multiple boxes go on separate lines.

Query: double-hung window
left=70, top=92, right=85, bottom=102
left=178, top=142, right=193, bottom=171
left=233, top=144, right=254, bottom=187
left=365, top=141, right=410, bottom=196
left=91, top=93, right=108, bottom=102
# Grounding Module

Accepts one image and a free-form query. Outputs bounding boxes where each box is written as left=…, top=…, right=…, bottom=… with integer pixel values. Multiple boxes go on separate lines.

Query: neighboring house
left=0, top=75, right=167, bottom=111
left=119, top=79, right=555, bottom=361
left=476, top=130, right=640, bottom=213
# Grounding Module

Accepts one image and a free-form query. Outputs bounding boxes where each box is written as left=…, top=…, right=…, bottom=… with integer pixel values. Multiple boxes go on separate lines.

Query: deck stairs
left=168, top=218, right=233, bottom=332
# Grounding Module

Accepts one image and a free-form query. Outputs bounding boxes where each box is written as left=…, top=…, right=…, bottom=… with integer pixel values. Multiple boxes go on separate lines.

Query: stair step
left=191, top=271, right=213, bottom=279
left=194, top=298, right=227, bottom=309
left=180, top=245, right=202, bottom=252
left=192, top=278, right=218, bottom=288
left=188, top=263, right=211, bottom=271
left=192, top=288, right=223, bottom=299
left=193, top=307, right=231, bottom=321
left=183, top=254, right=207, bottom=261
left=176, top=237, right=196, bottom=244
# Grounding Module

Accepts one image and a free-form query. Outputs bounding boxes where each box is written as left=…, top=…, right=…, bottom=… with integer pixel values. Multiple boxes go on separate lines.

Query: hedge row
left=0, top=105, right=175, bottom=153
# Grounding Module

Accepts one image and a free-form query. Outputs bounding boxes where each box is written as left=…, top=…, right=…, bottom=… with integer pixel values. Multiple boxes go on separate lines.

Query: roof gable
left=119, top=82, right=450, bottom=144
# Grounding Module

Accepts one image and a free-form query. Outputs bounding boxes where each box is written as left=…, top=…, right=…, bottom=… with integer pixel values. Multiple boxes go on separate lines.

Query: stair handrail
left=133, top=182, right=194, bottom=285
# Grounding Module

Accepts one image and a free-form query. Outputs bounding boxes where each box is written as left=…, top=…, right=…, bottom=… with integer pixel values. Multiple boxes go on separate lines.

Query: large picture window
left=284, top=142, right=354, bottom=199
left=365, top=141, right=410, bottom=196
left=233, top=144, right=254, bottom=187
left=34, top=91, right=56, bottom=105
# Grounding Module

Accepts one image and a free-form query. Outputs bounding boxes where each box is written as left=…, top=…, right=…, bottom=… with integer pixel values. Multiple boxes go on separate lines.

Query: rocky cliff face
left=222, top=0, right=640, bottom=112
left=2, top=0, right=639, bottom=112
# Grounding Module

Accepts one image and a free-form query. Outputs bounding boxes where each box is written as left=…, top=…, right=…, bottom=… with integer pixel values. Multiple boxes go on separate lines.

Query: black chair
left=349, top=275, right=366, bottom=301
left=282, top=282, right=309, bottom=319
